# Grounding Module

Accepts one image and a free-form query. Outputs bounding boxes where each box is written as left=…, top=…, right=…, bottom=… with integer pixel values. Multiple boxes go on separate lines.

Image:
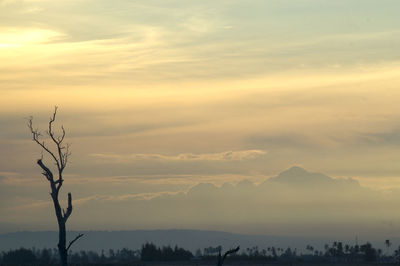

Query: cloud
left=2, top=0, right=399, bottom=94
left=6, top=191, right=184, bottom=213
left=362, top=127, right=400, bottom=146
left=90, top=150, right=266, bottom=163
left=0, top=172, right=25, bottom=184
left=7, top=199, right=50, bottom=211
left=75, top=191, right=184, bottom=205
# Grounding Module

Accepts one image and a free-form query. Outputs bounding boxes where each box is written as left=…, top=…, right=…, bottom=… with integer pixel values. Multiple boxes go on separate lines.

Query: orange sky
left=1, top=0, right=400, bottom=235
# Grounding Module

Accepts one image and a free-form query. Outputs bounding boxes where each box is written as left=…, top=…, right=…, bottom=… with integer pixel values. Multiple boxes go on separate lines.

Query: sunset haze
left=1, top=0, right=400, bottom=242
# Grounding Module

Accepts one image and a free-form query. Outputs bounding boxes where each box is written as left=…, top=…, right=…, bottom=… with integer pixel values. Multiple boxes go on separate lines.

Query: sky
left=1, top=0, right=400, bottom=238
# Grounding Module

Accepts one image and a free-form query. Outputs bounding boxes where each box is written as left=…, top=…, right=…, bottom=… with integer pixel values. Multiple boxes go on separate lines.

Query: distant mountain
left=268, top=166, right=333, bottom=184
left=187, top=166, right=360, bottom=192
left=263, top=166, right=360, bottom=188
left=0, top=222, right=21, bottom=234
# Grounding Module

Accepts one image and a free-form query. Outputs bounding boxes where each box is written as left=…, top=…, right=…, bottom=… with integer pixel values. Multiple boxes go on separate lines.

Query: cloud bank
left=91, top=150, right=266, bottom=162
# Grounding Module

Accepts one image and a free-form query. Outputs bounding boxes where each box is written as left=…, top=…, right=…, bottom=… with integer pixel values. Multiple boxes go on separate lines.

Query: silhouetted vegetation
left=2, top=240, right=399, bottom=265
left=141, top=243, right=193, bottom=261
left=1, top=248, right=37, bottom=265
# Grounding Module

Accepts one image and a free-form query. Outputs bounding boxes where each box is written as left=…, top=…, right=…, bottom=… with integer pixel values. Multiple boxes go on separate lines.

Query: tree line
left=2, top=241, right=400, bottom=265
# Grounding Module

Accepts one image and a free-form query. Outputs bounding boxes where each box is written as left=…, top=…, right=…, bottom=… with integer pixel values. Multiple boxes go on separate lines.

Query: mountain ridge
left=266, top=166, right=336, bottom=185
left=187, top=166, right=361, bottom=191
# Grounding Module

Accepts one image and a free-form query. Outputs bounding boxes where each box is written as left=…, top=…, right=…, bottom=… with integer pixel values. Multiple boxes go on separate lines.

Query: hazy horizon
left=1, top=166, right=400, bottom=241
left=1, top=0, right=400, bottom=240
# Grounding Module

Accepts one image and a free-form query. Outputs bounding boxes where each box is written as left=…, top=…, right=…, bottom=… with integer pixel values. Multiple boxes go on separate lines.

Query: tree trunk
left=52, top=190, right=68, bottom=266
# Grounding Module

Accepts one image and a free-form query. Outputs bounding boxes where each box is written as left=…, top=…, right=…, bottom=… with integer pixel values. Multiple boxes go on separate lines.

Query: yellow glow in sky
left=1, top=0, right=400, bottom=236
left=0, top=28, right=62, bottom=48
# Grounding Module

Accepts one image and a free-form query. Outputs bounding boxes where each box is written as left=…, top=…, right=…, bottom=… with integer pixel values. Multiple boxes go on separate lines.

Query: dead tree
left=28, top=107, right=83, bottom=266
left=216, top=246, right=240, bottom=266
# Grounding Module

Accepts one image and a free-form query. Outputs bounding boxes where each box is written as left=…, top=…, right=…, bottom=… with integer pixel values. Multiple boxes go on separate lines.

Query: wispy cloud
left=8, top=191, right=184, bottom=212
left=75, top=191, right=183, bottom=205
left=91, top=150, right=266, bottom=163
left=0, top=172, right=28, bottom=185
left=7, top=199, right=50, bottom=211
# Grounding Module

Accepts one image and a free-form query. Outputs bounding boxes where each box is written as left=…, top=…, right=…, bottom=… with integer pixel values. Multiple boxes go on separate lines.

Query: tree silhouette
left=360, top=242, right=377, bottom=262
left=28, top=107, right=83, bottom=266
left=140, top=243, right=193, bottom=261
left=385, top=239, right=392, bottom=255
left=306, top=245, right=314, bottom=255
left=2, top=248, right=36, bottom=265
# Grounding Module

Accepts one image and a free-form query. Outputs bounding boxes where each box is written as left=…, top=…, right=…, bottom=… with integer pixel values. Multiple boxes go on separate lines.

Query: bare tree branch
left=66, top=233, right=84, bottom=252
left=59, top=125, right=66, bottom=144
left=217, top=246, right=240, bottom=266
left=63, top=193, right=73, bottom=222
left=221, top=246, right=240, bottom=264
left=28, top=106, right=71, bottom=180
left=37, top=159, right=54, bottom=181
left=28, top=117, right=59, bottom=166
left=47, top=106, right=66, bottom=173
